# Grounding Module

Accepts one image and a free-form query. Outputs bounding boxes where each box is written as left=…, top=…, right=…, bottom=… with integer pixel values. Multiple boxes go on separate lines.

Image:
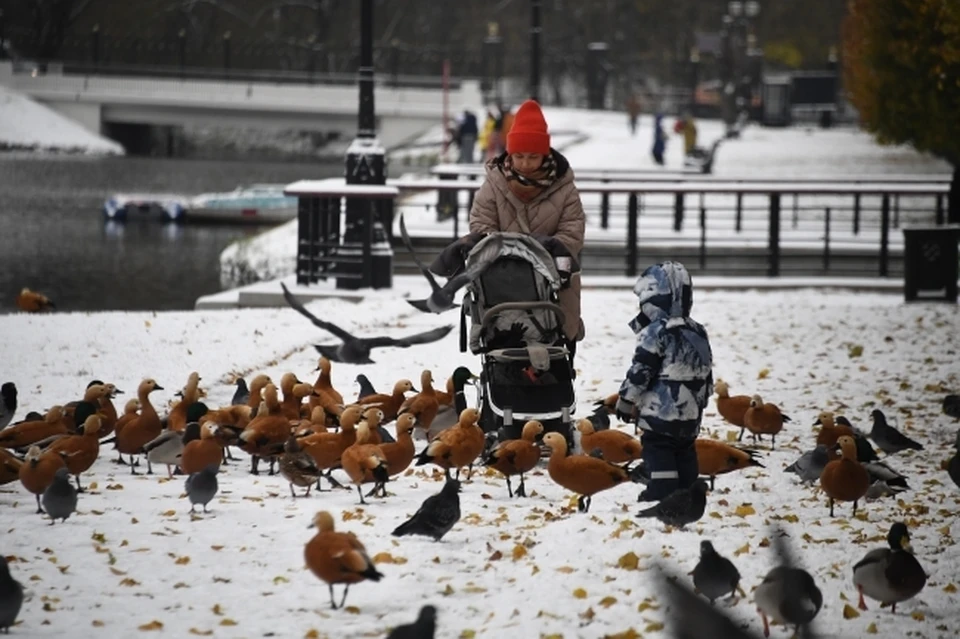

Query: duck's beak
left=901, top=536, right=914, bottom=553
left=154, top=384, right=165, bottom=391
left=410, top=387, right=420, bottom=393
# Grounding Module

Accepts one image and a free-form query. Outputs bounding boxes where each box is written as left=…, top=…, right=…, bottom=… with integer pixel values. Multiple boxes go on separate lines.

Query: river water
left=0, top=155, right=341, bottom=313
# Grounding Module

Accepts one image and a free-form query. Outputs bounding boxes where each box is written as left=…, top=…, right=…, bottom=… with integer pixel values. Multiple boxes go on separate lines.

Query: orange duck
left=293, top=406, right=328, bottom=436
left=245, top=374, right=273, bottom=411
left=0, top=405, right=72, bottom=449
left=16, top=287, right=55, bottom=312
left=575, top=419, right=642, bottom=463
left=694, top=439, right=764, bottom=489
left=542, top=432, right=633, bottom=513
left=340, top=421, right=390, bottom=504
left=63, top=383, right=111, bottom=434
left=304, top=511, right=384, bottom=610
left=115, top=379, right=164, bottom=474
left=18, top=445, right=66, bottom=513
left=483, top=419, right=543, bottom=498
left=43, top=414, right=101, bottom=491
left=95, top=383, right=122, bottom=437
left=0, top=448, right=23, bottom=485
left=299, top=405, right=360, bottom=490
left=814, top=411, right=854, bottom=449
left=592, top=393, right=620, bottom=415
left=414, top=407, right=485, bottom=481
left=167, top=372, right=203, bottom=432
left=819, top=435, right=870, bottom=517
left=357, top=407, right=386, bottom=445
left=239, top=383, right=292, bottom=474
left=357, top=379, right=416, bottom=424
left=378, top=413, right=417, bottom=479
left=280, top=373, right=316, bottom=421
left=181, top=422, right=224, bottom=475
left=742, top=395, right=791, bottom=448
left=111, top=398, right=140, bottom=462
left=310, top=357, right=344, bottom=423
left=715, top=379, right=752, bottom=433
left=398, top=370, right=440, bottom=439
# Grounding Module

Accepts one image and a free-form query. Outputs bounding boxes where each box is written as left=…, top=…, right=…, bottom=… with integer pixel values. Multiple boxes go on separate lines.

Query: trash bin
left=436, top=171, right=458, bottom=222
left=903, top=224, right=960, bottom=303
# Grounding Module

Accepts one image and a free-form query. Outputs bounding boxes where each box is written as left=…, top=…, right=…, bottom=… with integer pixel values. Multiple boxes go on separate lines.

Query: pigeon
left=356, top=374, right=377, bottom=400
left=585, top=404, right=611, bottom=432
left=387, top=604, right=437, bottom=639
left=654, top=566, right=765, bottom=639
left=755, top=529, right=822, bottom=639
left=944, top=395, right=960, bottom=420
left=185, top=464, right=219, bottom=513
left=392, top=479, right=461, bottom=542
left=864, top=480, right=908, bottom=501
left=636, top=480, right=709, bottom=529
left=400, top=214, right=499, bottom=313
left=281, top=282, right=454, bottom=364
left=230, top=378, right=250, bottom=406
left=0, top=382, right=17, bottom=429
left=42, top=467, right=78, bottom=524
left=692, top=540, right=744, bottom=605
left=834, top=416, right=880, bottom=462
left=0, top=556, right=24, bottom=634
left=784, top=445, right=830, bottom=484
left=868, top=409, right=923, bottom=454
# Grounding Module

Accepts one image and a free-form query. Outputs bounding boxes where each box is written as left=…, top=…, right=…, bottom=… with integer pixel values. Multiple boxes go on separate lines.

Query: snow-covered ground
left=2, top=284, right=959, bottom=638
left=0, top=85, right=123, bottom=155
left=221, top=109, right=951, bottom=286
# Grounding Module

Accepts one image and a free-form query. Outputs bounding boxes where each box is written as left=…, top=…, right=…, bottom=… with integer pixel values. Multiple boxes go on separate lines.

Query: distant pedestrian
left=626, top=94, right=642, bottom=136
left=675, top=112, right=699, bottom=157
left=653, top=113, right=667, bottom=166
left=652, top=113, right=667, bottom=166
left=456, top=109, right=479, bottom=163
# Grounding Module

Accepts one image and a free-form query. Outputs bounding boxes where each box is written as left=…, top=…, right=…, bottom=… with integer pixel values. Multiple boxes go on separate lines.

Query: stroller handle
left=479, top=301, right=567, bottom=333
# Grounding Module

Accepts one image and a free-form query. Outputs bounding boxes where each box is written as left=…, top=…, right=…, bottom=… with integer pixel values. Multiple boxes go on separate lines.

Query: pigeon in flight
left=399, top=215, right=500, bottom=314
left=280, top=282, right=453, bottom=365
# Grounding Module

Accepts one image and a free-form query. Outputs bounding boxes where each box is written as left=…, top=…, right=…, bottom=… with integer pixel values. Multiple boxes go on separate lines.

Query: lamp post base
left=339, top=136, right=392, bottom=291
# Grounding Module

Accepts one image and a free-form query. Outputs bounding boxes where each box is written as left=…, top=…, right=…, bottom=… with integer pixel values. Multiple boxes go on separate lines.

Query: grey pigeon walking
left=869, top=409, right=923, bottom=454
left=230, top=378, right=250, bottom=406
left=42, top=467, right=78, bottom=524
left=392, top=479, right=461, bottom=541
left=692, top=541, right=743, bottom=605
left=387, top=604, right=437, bottom=639
left=784, top=445, right=830, bottom=484
left=636, top=480, right=709, bottom=529
left=0, top=556, right=24, bottom=634
left=400, top=215, right=500, bottom=314
left=0, top=382, right=17, bottom=429
left=185, top=464, right=219, bottom=513
left=655, top=567, right=765, bottom=639
left=281, top=283, right=453, bottom=365
left=754, top=529, right=822, bottom=639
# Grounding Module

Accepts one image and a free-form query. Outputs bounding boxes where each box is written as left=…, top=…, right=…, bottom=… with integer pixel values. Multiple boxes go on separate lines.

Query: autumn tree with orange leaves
left=843, top=0, right=960, bottom=222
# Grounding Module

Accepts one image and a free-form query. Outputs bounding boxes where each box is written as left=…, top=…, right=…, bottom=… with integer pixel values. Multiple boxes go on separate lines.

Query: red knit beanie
left=506, top=100, right=550, bottom=155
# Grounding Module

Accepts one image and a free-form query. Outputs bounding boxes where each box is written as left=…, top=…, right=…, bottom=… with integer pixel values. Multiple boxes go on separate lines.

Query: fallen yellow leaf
left=734, top=543, right=750, bottom=557
left=91, top=620, right=105, bottom=627
left=599, top=596, right=617, bottom=608
left=734, top=504, right=756, bottom=518
left=842, top=604, right=860, bottom=619
left=865, top=623, right=878, bottom=634
left=572, top=588, right=588, bottom=599
left=511, top=544, right=528, bottom=561
left=189, top=630, right=213, bottom=637
left=175, top=556, right=190, bottom=565
left=758, top=368, right=770, bottom=379
left=943, top=583, right=958, bottom=593
left=303, top=630, right=319, bottom=639
left=617, top=551, right=640, bottom=570
left=220, top=619, right=237, bottom=626
left=138, top=621, right=163, bottom=631
left=911, top=611, right=925, bottom=621
left=644, top=621, right=665, bottom=632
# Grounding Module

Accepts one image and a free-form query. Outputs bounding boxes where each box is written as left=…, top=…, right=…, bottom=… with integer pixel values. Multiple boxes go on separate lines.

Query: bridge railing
left=387, top=178, right=951, bottom=278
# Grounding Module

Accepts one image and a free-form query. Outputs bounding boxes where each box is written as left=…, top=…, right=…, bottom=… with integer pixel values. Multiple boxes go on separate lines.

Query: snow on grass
left=2, top=285, right=959, bottom=638
left=0, top=86, right=123, bottom=156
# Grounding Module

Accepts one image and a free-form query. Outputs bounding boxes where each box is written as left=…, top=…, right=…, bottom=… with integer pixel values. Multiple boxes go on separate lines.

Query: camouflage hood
left=628, top=261, right=694, bottom=334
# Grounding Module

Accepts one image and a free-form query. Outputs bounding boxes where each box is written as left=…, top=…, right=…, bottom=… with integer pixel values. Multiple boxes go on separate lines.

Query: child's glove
left=615, top=397, right=636, bottom=423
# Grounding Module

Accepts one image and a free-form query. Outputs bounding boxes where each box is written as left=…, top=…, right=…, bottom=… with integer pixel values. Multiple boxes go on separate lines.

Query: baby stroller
left=458, top=233, right=577, bottom=443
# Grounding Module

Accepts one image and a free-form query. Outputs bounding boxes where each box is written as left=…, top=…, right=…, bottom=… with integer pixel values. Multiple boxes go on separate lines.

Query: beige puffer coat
left=468, top=151, right=586, bottom=341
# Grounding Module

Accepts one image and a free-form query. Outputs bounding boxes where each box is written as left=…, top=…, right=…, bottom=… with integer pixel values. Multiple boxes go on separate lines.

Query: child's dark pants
left=637, top=431, right=698, bottom=501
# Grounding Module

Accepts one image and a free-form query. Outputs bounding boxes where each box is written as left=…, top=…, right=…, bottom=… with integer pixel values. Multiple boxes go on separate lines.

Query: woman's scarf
left=499, top=153, right=558, bottom=201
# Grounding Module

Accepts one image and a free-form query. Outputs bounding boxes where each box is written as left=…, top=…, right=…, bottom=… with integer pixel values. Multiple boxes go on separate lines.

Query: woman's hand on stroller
left=555, top=256, right=573, bottom=289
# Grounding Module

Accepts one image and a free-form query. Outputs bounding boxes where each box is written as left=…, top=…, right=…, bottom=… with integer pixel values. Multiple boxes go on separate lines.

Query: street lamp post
left=340, top=0, right=389, bottom=290
left=222, top=31, right=231, bottom=79
left=91, top=24, right=101, bottom=71
left=483, top=22, right=503, bottom=103
left=688, top=47, right=700, bottom=115
left=530, top=0, right=541, bottom=101
left=177, top=29, right=186, bottom=80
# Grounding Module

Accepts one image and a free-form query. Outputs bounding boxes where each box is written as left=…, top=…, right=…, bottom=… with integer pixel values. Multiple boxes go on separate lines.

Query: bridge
left=0, top=61, right=481, bottom=149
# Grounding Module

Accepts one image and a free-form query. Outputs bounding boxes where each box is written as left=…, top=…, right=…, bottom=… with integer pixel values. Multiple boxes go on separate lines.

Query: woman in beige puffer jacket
left=468, top=100, right=586, bottom=346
